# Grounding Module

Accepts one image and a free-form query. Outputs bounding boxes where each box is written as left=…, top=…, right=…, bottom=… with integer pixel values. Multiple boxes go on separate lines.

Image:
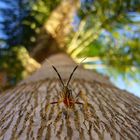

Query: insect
left=48, top=58, right=86, bottom=108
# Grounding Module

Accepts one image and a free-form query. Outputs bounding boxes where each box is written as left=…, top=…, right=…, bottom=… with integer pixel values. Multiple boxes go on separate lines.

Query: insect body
left=50, top=86, right=83, bottom=108
left=48, top=58, right=86, bottom=108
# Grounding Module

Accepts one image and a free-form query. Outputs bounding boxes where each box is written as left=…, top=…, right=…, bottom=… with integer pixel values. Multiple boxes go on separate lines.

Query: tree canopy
left=0, top=0, right=140, bottom=95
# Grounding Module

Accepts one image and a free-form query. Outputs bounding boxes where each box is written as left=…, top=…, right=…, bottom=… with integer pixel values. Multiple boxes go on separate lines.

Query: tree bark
left=0, top=54, right=140, bottom=140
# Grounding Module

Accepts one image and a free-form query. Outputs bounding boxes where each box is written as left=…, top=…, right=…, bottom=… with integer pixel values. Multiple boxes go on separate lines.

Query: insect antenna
left=66, top=57, right=87, bottom=86
left=46, top=59, right=64, bottom=87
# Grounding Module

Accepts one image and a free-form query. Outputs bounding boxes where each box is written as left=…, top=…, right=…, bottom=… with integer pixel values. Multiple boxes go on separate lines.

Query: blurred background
left=0, top=0, right=140, bottom=97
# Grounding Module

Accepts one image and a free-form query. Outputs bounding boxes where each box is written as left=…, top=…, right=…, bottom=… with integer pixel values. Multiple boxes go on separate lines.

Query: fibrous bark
left=0, top=54, right=140, bottom=140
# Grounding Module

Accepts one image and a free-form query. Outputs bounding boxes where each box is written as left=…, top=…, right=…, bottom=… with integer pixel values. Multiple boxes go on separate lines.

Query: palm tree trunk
left=31, top=0, right=80, bottom=62
left=0, top=53, right=140, bottom=140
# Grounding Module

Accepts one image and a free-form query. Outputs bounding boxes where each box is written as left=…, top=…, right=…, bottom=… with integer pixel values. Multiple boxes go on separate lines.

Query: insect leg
left=50, top=101, right=59, bottom=104
left=75, top=91, right=82, bottom=100
left=75, top=101, right=83, bottom=105
left=50, top=99, right=63, bottom=105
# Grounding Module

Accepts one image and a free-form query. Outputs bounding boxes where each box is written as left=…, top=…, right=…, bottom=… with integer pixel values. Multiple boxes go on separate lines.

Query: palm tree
left=0, top=53, right=140, bottom=139
left=0, top=0, right=140, bottom=139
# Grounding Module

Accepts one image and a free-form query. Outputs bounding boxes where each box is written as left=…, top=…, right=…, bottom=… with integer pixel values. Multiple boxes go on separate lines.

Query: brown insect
left=48, top=58, right=86, bottom=108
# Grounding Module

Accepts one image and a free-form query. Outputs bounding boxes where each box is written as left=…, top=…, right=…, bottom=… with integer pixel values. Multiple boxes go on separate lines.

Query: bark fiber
left=0, top=54, right=140, bottom=140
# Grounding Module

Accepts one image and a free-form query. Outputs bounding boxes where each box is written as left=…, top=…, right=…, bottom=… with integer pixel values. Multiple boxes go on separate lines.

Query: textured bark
left=0, top=54, right=140, bottom=140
